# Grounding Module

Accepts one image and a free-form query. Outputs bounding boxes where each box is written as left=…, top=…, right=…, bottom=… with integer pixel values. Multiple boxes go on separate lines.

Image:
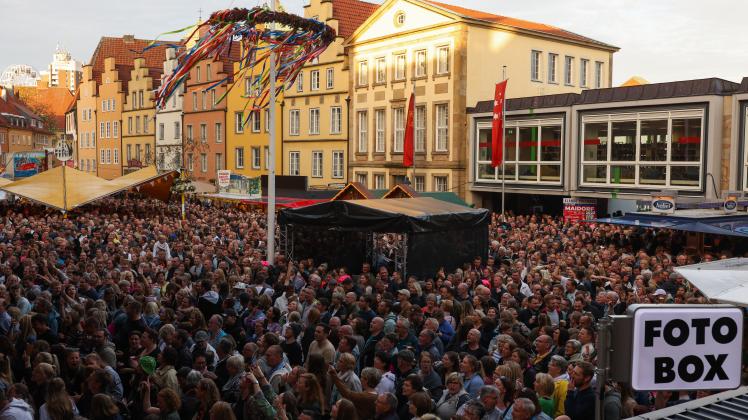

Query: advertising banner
left=13, top=152, right=47, bottom=178
left=217, top=170, right=231, bottom=188
left=563, top=198, right=597, bottom=223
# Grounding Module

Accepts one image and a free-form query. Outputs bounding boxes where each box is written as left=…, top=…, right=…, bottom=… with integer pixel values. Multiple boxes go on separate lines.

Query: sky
left=1, top=0, right=747, bottom=86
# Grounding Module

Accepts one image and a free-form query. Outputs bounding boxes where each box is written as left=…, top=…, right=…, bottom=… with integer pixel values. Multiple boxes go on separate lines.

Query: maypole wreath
left=150, top=6, right=336, bottom=115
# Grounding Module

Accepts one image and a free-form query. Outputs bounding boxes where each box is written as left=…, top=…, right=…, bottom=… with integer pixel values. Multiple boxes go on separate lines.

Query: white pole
left=267, top=0, right=277, bottom=263
left=501, top=66, right=506, bottom=221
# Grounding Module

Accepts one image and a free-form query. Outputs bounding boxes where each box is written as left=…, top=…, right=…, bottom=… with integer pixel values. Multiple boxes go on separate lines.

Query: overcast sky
left=2, top=0, right=746, bottom=86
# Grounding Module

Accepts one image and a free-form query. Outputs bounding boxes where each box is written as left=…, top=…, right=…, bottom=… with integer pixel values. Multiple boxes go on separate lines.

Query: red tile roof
left=423, top=0, right=617, bottom=49
left=89, top=36, right=174, bottom=85
left=14, top=87, right=74, bottom=131
left=332, top=0, right=380, bottom=38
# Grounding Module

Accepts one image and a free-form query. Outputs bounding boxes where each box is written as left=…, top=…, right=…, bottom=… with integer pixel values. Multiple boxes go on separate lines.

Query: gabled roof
left=421, top=0, right=617, bottom=50
left=332, top=0, right=380, bottom=38
left=89, top=36, right=173, bottom=85
left=15, top=87, right=75, bottom=130
left=331, top=182, right=374, bottom=200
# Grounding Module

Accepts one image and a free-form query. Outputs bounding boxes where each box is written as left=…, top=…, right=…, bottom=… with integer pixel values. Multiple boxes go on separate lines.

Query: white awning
left=675, top=258, right=748, bottom=306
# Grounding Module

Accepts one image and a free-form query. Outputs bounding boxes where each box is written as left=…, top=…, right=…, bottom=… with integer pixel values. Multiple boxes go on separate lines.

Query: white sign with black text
left=631, top=306, right=743, bottom=391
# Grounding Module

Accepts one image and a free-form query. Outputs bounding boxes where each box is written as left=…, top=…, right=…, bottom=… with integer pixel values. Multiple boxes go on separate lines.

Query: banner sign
left=563, top=198, right=596, bottom=223
left=217, top=170, right=231, bottom=188
left=723, top=192, right=739, bottom=214
left=13, top=152, right=47, bottom=178
left=630, top=306, right=742, bottom=391
left=651, top=191, right=676, bottom=214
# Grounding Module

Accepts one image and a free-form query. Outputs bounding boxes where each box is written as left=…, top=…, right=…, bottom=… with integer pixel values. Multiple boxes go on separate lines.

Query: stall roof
left=626, top=385, right=748, bottom=419
left=592, top=210, right=748, bottom=238
left=675, top=258, right=748, bottom=306
left=279, top=197, right=489, bottom=233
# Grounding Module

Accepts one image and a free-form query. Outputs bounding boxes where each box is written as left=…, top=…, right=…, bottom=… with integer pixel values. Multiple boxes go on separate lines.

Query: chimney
left=123, top=35, right=135, bottom=43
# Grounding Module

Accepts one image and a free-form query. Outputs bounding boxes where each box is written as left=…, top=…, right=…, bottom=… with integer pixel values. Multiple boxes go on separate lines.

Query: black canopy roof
left=278, top=197, right=490, bottom=233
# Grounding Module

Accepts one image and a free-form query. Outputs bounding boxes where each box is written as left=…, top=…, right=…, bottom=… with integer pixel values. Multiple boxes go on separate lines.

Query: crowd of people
left=0, top=196, right=741, bottom=420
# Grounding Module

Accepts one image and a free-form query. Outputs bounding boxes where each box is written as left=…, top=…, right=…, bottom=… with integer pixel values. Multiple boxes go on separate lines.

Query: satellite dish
left=55, top=139, right=72, bottom=162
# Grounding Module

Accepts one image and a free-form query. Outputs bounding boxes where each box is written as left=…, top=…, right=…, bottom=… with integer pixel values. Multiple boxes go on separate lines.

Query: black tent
left=279, top=197, right=490, bottom=278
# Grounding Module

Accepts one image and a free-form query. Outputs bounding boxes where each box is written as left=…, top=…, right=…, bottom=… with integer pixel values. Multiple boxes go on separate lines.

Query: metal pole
left=62, top=163, right=68, bottom=212
left=501, top=66, right=507, bottom=221
left=266, top=0, right=277, bottom=263
left=596, top=316, right=611, bottom=420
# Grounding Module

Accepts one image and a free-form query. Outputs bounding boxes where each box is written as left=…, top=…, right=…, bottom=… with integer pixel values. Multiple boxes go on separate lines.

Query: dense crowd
left=0, top=196, right=741, bottom=420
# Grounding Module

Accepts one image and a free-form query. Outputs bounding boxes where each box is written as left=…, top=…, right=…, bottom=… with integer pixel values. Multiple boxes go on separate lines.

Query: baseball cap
left=653, top=289, right=667, bottom=296
left=398, top=289, right=411, bottom=298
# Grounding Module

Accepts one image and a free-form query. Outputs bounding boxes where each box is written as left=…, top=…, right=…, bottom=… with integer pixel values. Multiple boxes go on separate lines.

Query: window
left=296, top=72, right=303, bottom=92
left=530, top=50, right=541, bottom=81
left=131, top=93, right=137, bottom=109
left=436, top=46, right=449, bottom=74
left=196, top=66, right=201, bottom=82
left=138, top=91, right=144, bottom=108
left=215, top=153, right=223, bottom=171
left=135, top=116, right=141, bottom=134
left=202, top=91, right=206, bottom=110
left=136, top=144, right=142, bottom=162
left=251, top=111, right=261, bottom=133
left=595, top=61, right=604, bottom=89
left=358, top=61, right=368, bottom=85
left=200, top=124, right=207, bottom=142
left=235, top=112, right=244, bottom=133
left=100, top=122, right=105, bottom=138
left=374, top=174, right=385, bottom=190
left=200, top=153, right=207, bottom=172
left=311, top=70, right=320, bottom=91
left=309, top=108, right=320, bottom=134
left=375, top=58, right=386, bottom=83
left=244, top=77, right=251, bottom=96
left=106, top=122, right=111, bottom=138
left=435, top=104, right=449, bottom=152
left=357, top=111, right=368, bottom=153
left=113, top=121, right=119, bottom=138
left=375, top=109, right=385, bottom=153
left=478, top=120, right=563, bottom=184
left=211, top=90, right=216, bottom=109
left=100, top=149, right=105, bottom=164
left=312, top=151, right=323, bottom=178
left=215, top=123, right=222, bottom=143
left=356, top=173, right=367, bottom=187
left=128, top=117, right=133, bottom=134
left=174, top=121, right=181, bottom=139
left=192, top=92, right=198, bottom=111
left=186, top=125, right=193, bottom=141
left=434, top=176, right=448, bottom=192
left=187, top=154, right=193, bottom=171
left=127, top=144, right=132, bottom=161
left=106, top=149, right=111, bottom=164
left=332, top=151, right=344, bottom=179
left=265, top=109, right=270, bottom=132
left=415, top=50, right=427, bottom=78
left=393, top=108, right=405, bottom=153
left=159, top=123, right=165, bottom=140
left=394, top=54, right=406, bottom=80
left=113, top=147, right=119, bottom=164
left=264, top=146, right=269, bottom=169
left=206, top=64, right=211, bottom=81
left=581, top=110, right=703, bottom=189
left=289, top=151, right=300, bottom=175
left=251, top=147, right=261, bottom=169
left=102, top=100, right=106, bottom=112
left=414, top=176, right=425, bottom=192
left=415, top=105, right=426, bottom=152
left=235, top=147, right=245, bottom=168
left=580, top=59, right=589, bottom=87
left=326, top=68, right=334, bottom=89
left=548, top=53, right=558, bottom=84
left=289, top=110, right=300, bottom=135
left=564, top=56, right=574, bottom=85
left=330, top=106, right=342, bottom=134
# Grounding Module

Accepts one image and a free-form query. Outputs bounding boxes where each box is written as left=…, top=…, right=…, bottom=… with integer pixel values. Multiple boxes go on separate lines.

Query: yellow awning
left=0, top=166, right=176, bottom=212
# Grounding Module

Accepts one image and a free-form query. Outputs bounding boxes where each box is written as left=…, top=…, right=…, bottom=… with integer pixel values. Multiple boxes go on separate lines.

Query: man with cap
left=394, top=318, right=418, bottom=351
left=190, top=330, right=218, bottom=369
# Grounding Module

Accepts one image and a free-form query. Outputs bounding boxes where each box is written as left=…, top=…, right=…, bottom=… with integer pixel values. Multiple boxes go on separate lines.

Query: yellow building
left=76, top=66, right=98, bottom=173
left=282, top=0, right=378, bottom=188
left=225, top=60, right=283, bottom=178
left=96, top=58, right=126, bottom=179
left=346, top=0, right=618, bottom=197
left=122, top=58, right=160, bottom=174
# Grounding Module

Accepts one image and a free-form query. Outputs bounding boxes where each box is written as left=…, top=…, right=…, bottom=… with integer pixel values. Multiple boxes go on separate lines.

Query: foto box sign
left=631, top=306, right=743, bottom=391
left=217, top=170, right=231, bottom=188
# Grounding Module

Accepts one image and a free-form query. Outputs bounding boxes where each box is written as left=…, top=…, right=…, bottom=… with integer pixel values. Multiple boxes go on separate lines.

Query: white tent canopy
left=675, top=258, right=748, bottom=306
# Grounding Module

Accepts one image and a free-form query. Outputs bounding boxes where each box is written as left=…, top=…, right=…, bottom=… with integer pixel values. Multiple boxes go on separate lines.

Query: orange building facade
left=96, top=58, right=126, bottom=179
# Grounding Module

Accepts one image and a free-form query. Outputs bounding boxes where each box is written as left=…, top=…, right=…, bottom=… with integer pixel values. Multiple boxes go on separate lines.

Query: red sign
left=563, top=198, right=597, bottom=223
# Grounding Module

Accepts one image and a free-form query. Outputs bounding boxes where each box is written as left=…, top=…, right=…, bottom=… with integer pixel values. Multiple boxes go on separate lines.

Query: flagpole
left=501, top=66, right=507, bottom=221
left=266, top=0, right=277, bottom=263
left=412, top=84, right=416, bottom=189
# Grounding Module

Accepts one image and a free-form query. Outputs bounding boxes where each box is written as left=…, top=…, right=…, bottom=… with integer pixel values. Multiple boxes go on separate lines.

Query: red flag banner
left=403, top=92, right=415, bottom=167
left=491, top=80, right=508, bottom=167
